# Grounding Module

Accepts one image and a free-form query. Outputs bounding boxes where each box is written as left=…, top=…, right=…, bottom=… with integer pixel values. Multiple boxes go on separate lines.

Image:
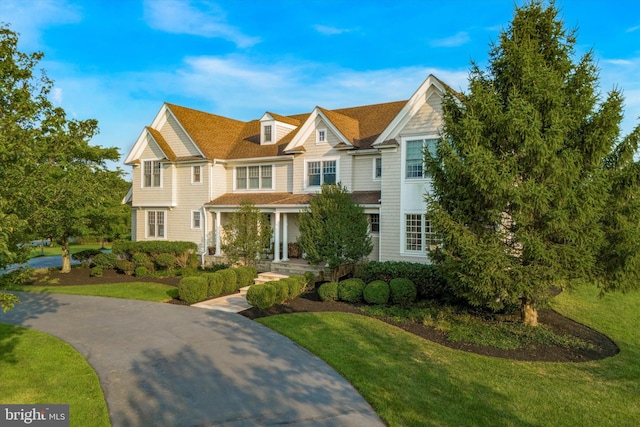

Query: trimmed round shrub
left=178, top=276, right=208, bottom=304
left=218, top=269, right=238, bottom=293
left=134, top=266, right=149, bottom=277
left=132, top=252, right=154, bottom=272
left=92, top=252, right=118, bottom=269
left=90, top=266, right=103, bottom=277
left=235, top=266, right=256, bottom=287
left=246, top=283, right=277, bottom=309
left=363, top=280, right=390, bottom=305
left=203, top=272, right=224, bottom=298
left=272, top=280, right=290, bottom=304
left=317, top=282, right=339, bottom=302
left=72, top=249, right=102, bottom=266
left=154, top=253, right=176, bottom=271
left=338, top=278, right=366, bottom=303
left=389, top=278, right=417, bottom=306
left=116, top=259, right=134, bottom=275
left=286, top=276, right=305, bottom=298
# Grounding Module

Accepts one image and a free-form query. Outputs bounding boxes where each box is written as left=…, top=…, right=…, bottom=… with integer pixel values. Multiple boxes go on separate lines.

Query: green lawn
left=0, top=323, right=110, bottom=427
left=14, top=282, right=179, bottom=302
left=258, top=284, right=640, bottom=427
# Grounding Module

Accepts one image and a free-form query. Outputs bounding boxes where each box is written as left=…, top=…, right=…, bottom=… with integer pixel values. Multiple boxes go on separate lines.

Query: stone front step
left=240, top=272, right=290, bottom=294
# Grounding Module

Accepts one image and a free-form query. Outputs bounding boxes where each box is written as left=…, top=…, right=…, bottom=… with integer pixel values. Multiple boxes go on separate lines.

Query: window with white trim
left=192, top=165, right=201, bottom=184
left=405, top=138, right=438, bottom=179
left=317, top=128, right=327, bottom=144
left=148, top=211, right=165, bottom=238
left=192, top=211, right=201, bottom=229
left=374, top=157, right=382, bottom=179
left=236, top=165, right=273, bottom=190
left=404, top=214, right=438, bottom=253
left=307, top=159, right=336, bottom=186
left=264, top=125, right=272, bottom=143
left=370, top=214, right=380, bottom=233
left=143, top=160, right=162, bottom=187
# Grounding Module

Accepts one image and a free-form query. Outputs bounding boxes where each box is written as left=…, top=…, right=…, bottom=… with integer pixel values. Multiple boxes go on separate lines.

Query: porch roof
left=205, top=191, right=381, bottom=207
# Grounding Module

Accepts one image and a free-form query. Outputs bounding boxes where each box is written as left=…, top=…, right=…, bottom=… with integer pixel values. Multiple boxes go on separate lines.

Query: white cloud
left=51, top=87, right=63, bottom=105
left=604, top=59, right=633, bottom=66
left=626, top=25, right=639, bottom=33
left=0, top=0, right=81, bottom=49
left=313, top=25, right=352, bottom=35
left=143, top=0, right=259, bottom=48
left=430, top=31, right=471, bottom=47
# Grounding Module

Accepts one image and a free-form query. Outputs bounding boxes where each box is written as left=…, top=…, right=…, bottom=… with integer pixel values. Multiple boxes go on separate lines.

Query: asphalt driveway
left=1, top=292, right=383, bottom=426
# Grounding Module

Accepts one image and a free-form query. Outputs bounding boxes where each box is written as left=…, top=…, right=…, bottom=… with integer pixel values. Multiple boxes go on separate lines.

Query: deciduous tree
left=221, top=201, right=272, bottom=266
left=425, top=1, right=640, bottom=326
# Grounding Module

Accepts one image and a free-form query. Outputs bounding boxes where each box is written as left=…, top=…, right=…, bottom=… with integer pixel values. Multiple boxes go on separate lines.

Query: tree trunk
left=60, top=240, right=71, bottom=273
left=521, top=299, right=538, bottom=327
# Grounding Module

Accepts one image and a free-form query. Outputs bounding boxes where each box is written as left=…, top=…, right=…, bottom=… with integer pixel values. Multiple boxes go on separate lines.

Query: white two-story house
left=124, top=74, right=452, bottom=266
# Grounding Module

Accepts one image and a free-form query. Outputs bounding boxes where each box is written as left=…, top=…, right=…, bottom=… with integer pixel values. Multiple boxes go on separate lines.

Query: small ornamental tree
left=297, top=183, right=373, bottom=281
left=221, top=201, right=272, bottom=266
left=425, top=1, right=640, bottom=326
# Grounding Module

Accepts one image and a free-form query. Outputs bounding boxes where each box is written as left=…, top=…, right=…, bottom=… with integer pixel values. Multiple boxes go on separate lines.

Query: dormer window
left=317, top=128, right=327, bottom=144
left=264, top=125, right=272, bottom=143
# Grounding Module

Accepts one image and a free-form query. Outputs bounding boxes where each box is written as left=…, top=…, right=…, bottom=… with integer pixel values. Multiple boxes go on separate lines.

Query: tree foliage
left=424, top=1, right=640, bottom=325
left=297, top=183, right=373, bottom=279
left=221, top=201, right=272, bottom=266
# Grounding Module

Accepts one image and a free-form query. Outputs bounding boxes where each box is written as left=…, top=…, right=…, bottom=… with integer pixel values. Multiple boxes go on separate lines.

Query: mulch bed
left=27, top=267, right=619, bottom=363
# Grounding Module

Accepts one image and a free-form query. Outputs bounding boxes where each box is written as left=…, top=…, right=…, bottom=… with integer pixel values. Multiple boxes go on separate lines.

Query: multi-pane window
left=143, top=160, right=161, bottom=187
left=405, top=138, right=437, bottom=179
left=264, top=125, right=272, bottom=142
left=148, top=211, right=165, bottom=238
left=317, top=129, right=326, bottom=143
left=405, top=214, right=423, bottom=251
left=236, top=165, right=273, bottom=189
left=192, top=165, right=201, bottom=183
left=307, top=160, right=337, bottom=186
left=192, top=211, right=201, bottom=229
left=374, top=157, right=382, bottom=179
left=370, top=214, right=380, bottom=233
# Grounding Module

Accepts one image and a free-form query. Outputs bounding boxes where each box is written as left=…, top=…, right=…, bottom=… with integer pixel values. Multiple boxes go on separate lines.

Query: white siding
left=401, top=93, right=443, bottom=136
left=352, top=155, right=381, bottom=192
left=160, top=114, right=201, bottom=157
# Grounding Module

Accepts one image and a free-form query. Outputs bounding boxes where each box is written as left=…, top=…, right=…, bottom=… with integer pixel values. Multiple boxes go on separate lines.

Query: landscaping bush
left=203, top=272, right=224, bottom=298
left=318, top=282, right=339, bottom=301
left=202, top=263, right=230, bottom=273
left=113, top=240, right=197, bottom=259
left=389, top=278, right=417, bottom=306
left=246, top=283, right=277, bottom=309
left=303, top=271, right=316, bottom=290
left=272, top=280, right=290, bottom=304
left=132, top=253, right=154, bottom=272
left=90, top=266, right=103, bottom=277
left=178, top=276, right=208, bottom=304
left=355, top=261, right=451, bottom=301
left=72, top=249, right=103, bottom=267
left=92, top=252, right=118, bottom=270
left=154, top=253, right=176, bottom=271
left=363, top=280, right=390, bottom=305
left=218, top=268, right=238, bottom=293
left=235, top=266, right=256, bottom=287
left=338, top=278, right=366, bottom=303
left=116, top=259, right=134, bottom=275
left=287, top=275, right=306, bottom=298
left=134, top=266, right=149, bottom=277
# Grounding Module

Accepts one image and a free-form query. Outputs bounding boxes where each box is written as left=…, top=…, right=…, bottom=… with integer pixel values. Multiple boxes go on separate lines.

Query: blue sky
left=2, top=0, right=639, bottom=173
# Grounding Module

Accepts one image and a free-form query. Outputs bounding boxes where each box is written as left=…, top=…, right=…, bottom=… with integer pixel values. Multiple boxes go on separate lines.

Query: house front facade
left=124, top=74, right=451, bottom=266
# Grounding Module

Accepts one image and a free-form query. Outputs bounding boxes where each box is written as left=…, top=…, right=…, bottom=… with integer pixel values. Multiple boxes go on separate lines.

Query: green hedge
left=246, top=283, right=277, bottom=309
left=112, top=240, right=197, bottom=258
left=218, top=269, right=238, bottom=293
left=92, top=253, right=118, bottom=270
left=318, top=282, right=339, bottom=301
left=338, top=278, right=366, bottom=303
left=363, top=280, right=390, bottom=305
left=178, top=276, right=208, bottom=304
left=203, top=272, right=224, bottom=298
left=389, top=278, right=417, bottom=306
left=272, top=280, right=290, bottom=304
left=235, top=266, right=257, bottom=288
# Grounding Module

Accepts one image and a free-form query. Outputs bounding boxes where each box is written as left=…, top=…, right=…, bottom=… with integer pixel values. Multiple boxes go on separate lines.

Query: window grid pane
left=261, top=165, right=272, bottom=188
left=144, top=161, right=152, bottom=187
left=157, top=211, right=165, bottom=238
left=405, top=214, right=423, bottom=251
left=264, top=125, right=272, bottom=142
left=375, top=158, right=382, bottom=178
left=193, top=211, right=201, bottom=228
left=193, top=166, right=201, bottom=183
left=236, top=167, right=247, bottom=189
left=406, top=140, right=424, bottom=178
left=148, top=212, right=155, bottom=237
left=248, top=166, right=260, bottom=189
left=308, top=161, right=321, bottom=186
left=153, top=161, right=161, bottom=186
left=370, top=214, right=380, bottom=233
left=323, top=160, right=336, bottom=185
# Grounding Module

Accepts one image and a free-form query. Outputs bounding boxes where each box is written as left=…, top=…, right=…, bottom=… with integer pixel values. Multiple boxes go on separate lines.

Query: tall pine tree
left=425, top=1, right=640, bottom=326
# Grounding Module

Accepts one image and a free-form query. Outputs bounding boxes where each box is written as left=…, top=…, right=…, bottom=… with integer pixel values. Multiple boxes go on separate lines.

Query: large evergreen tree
left=425, top=1, right=640, bottom=326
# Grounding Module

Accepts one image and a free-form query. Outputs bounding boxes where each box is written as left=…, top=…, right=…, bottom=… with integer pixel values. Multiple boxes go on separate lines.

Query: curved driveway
left=2, top=292, right=383, bottom=426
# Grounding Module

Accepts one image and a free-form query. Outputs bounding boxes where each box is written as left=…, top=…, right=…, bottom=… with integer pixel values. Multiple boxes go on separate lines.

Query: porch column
left=215, top=211, right=221, bottom=256
left=282, top=213, right=289, bottom=261
left=273, top=211, right=281, bottom=263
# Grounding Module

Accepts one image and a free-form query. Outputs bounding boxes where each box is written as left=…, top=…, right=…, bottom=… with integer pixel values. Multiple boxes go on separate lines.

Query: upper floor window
left=406, top=138, right=437, bottom=179
left=264, top=125, right=272, bottom=143
left=148, top=210, right=165, bottom=238
left=317, top=128, right=327, bottom=144
left=369, top=213, right=380, bottom=233
left=374, top=157, right=382, bottom=179
left=307, top=160, right=336, bottom=186
left=143, top=160, right=161, bottom=187
left=192, top=165, right=201, bottom=184
left=236, top=165, right=273, bottom=190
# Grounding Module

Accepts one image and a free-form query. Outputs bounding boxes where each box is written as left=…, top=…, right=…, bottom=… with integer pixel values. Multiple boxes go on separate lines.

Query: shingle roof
left=146, top=127, right=177, bottom=161
left=206, top=191, right=381, bottom=207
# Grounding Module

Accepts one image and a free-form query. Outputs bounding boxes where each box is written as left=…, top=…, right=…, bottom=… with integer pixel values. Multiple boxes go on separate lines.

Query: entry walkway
left=2, top=292, right=383, bottom=426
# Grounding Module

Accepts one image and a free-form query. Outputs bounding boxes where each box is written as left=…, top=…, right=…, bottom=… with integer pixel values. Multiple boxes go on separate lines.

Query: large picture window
left=236, top=165, right=273, bottom=190
left=148, top=211, right=165, bottom=238
left=405, top=214, right=438, bottom=253
left=405, top=138, right=438, bottom=179
left=307, top=160, right=336, bottom=186
left=143, top=160, right=161, bottom=187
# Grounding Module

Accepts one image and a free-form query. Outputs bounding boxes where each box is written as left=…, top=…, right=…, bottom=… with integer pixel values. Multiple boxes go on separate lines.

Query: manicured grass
left=258, top=284, right=640, bottom=427
left=14, top=283, right=179, bottom=302
left=29, top=243, right=109, bottom=259
left=0, top=323, right=110, bottom=427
